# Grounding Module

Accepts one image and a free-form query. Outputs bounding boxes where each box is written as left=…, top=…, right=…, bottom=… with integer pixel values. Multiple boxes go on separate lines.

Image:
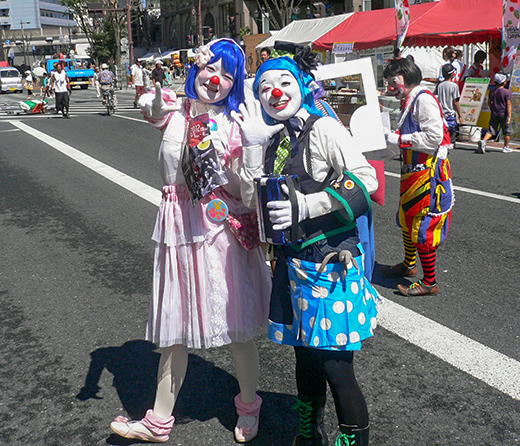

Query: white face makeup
left=258, top=70, right=303, bottom=121
left=194, top=58, right=235, bottom=104
left=386, top=74, right=412, bottom=100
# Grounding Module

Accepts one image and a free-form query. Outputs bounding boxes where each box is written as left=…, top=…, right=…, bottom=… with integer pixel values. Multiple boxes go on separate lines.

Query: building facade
left=159, top=0, right=399, bottom=51
left=1, top=0, right=83, bottom=64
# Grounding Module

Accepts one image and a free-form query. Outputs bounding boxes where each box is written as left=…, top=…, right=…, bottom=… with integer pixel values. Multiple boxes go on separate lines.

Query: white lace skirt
left=146, top=184, right=272, bottom=349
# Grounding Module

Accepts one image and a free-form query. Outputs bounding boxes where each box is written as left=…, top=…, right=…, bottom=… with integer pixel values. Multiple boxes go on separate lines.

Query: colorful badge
left=207, top=198, right=228, bottom=222
left=344, top=180, right=355, bottom=190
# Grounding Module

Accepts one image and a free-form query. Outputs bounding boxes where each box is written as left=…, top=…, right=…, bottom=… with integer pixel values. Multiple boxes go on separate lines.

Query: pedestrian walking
left=151, top=59, right=166, bottom=87
left=109, top=38, right=271, bottom=444
left=131, top=60, right=145, bottom=108
left=143, top=63, right=153, bottom=91
left=50, top=62, right=71, bottom=118
left=436, top=63, right=462, bottom=145
left=478, top=72, right=514, bottom=153
left=382, top=57, right=454, bottom=296
left=23, top=70, right=34, bottom=99
left=234, top=46, right=379, bottom=446
left=93, top=67, right=101, bottom=98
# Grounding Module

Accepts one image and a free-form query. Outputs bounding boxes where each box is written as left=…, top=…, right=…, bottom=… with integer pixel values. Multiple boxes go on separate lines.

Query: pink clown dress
left=143, top=91, right=271, bottom=349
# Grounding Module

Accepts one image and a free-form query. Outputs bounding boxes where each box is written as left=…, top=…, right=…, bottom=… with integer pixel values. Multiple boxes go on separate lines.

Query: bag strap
left=284, top=175, right=300, bottom=245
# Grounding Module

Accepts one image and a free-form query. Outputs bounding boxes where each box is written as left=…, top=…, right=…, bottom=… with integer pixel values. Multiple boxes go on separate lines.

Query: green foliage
left=239, top=26, right=252, bottom=37
left=89, top=19, right=119, bottom=63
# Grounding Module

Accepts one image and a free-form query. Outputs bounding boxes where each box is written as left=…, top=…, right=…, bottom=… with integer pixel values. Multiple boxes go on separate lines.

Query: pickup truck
left=46, top=58, right=94, bottom=89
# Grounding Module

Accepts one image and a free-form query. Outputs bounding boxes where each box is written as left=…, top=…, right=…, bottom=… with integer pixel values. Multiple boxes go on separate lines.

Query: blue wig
left=185, top=39, right=246, bottom=115
left=252, top=56, right=323, bottom=124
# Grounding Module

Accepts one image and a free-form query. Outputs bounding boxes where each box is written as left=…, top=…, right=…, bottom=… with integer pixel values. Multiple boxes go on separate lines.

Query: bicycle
left=102, top=88, right=116, bottom=116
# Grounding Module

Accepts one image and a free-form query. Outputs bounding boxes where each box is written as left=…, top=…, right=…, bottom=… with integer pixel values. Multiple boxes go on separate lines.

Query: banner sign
left=502, top=0, right=520, bottom=73
left=508, top=49, right=520, bottom=139
left=459, top=77, right=491, bottom=125
left=509, top=48, right=520, bottom=93
left=333, top=43, right=355, bottom=54
left=395, top=0, right=410, bottom=49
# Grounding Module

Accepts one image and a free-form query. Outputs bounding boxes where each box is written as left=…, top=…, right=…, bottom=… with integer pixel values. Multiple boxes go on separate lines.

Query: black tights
left=294, top=346, right=368, bottom=428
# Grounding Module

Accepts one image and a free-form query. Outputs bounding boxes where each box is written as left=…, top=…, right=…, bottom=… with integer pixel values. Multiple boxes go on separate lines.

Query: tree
left=255, top=0, right=305, bottom=30
left=60, top=0, right=129, bottom=65
left=59, top=0, right=96, bottom=51
left=5, top=31, right=33, bottom=66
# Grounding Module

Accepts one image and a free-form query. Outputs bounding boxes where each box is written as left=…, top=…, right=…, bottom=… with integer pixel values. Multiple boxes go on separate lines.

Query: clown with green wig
left=234, top=42, right=380, bottom=446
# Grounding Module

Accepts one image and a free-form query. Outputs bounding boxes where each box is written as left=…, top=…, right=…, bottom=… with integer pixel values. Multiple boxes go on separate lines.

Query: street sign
left=191, top=7, right=196, bottom=16
left=5, top=40, right=11, bottom=46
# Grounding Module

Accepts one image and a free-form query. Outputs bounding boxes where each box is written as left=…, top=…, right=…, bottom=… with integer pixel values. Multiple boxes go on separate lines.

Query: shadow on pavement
left=78, top=340, right=298, bottom=446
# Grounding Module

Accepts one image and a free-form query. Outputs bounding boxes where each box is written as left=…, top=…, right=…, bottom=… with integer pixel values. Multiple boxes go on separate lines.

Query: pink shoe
left=110, top=409, right=174, bottom=443
left=234, top=394, right=262, bottom=443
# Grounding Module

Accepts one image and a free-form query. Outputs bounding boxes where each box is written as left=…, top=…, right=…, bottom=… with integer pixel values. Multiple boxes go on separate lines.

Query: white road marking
left=385, top=171, right=520, bottom=204
left=9, top=121, right=520, bottom=401
left=378, top=299, right=520, bottom=400
left=113, top=114, right=148, bottom=123
left=8, top=120, right=161, bottom=207
left=0, top=128, right=20, bottom=133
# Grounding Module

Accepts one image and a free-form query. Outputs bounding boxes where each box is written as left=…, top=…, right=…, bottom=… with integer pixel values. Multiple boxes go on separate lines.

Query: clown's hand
left=140, top=82, right=181, bottom=119
left=231, top=98, right=284, bottom=147
left=385, top=130, right=400, bottom=148
left=267, top=185, right=308, bottom=231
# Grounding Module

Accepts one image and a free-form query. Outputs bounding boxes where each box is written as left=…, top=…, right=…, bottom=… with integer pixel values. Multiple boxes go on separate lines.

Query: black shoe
left=336, top=425, right=369, bottom=446
left=292, top=396, right=328, bottom=446
left=133, top=102, right=138, bottom=108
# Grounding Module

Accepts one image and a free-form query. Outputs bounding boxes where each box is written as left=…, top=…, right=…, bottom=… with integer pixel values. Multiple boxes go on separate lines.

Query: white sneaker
left=502, top=146, right=513, bottom=153
left=476, top=140, right=486, bottom=154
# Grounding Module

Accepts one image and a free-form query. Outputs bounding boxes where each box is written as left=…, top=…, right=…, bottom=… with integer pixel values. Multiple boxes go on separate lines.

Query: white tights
left=153, top=340, right=259, bottom=419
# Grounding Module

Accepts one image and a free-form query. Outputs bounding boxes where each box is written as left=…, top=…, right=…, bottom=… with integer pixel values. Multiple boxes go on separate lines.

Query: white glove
left=231, top=98, right=284, bottom=147
left=385, top=131, right=400, bottom=148
left=267, top=185, right=308, bottom=231
left=139, top=82, right=180, bottom=120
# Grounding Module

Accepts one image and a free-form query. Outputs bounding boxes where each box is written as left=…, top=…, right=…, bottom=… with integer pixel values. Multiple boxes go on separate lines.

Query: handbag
left=226, top=211, right=262, bottom=251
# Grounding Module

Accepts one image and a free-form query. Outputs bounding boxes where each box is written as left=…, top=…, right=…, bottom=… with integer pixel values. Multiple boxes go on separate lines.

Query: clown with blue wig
left=109, top=38, right=271, bottom=444
left=234, top=42, right=380, bottom=446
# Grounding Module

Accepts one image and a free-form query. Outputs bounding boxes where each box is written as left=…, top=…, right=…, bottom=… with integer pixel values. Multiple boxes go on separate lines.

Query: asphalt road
left=0, top=88, right=519, bottom=446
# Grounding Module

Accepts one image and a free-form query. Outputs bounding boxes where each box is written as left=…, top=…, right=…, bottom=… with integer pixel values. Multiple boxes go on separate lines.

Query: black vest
left=264, top=114, right=355, bottom=249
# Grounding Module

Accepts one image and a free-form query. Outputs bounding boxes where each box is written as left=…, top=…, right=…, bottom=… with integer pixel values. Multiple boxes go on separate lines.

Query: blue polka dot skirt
left=268, top=253, right=380, bottom=351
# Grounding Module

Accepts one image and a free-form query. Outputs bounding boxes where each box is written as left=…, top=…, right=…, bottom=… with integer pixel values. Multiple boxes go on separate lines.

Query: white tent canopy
left=138, top=52, right=160, bottom=62
left=401, top=46, right=444, bottom=80
left=160, top=48, right=197, bottom=60
left=257, top=14, right=353, bottom=50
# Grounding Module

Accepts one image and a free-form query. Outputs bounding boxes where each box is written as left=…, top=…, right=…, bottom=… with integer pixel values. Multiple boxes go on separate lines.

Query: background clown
left=381, top=57, right=453, bottom=297
left=234, top=45, right=379, bottom=446
left=109, top=38, right=271, bottom=443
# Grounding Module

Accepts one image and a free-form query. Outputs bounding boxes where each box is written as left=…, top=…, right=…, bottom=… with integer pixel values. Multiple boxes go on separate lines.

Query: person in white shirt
left=24, top=70, right=34, bottom=99
left=93, top=67, right=101, bottom=97
left=131, top=60, right=145, bottom=108
left=50, top=62, right=71, bottom=118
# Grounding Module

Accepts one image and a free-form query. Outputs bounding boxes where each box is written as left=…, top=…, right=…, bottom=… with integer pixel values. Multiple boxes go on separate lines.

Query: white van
left=0, top=67, right=23, bottom=93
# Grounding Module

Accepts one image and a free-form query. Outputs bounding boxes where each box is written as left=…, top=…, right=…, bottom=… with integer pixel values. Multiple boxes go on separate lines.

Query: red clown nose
left=210, top=76, right=220, bottom=85
left=272, top=88, right=283, bottom=99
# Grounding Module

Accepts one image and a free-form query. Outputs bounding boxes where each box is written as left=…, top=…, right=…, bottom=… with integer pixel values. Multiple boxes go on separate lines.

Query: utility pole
left=126, top=0, right=134, bottom=66
left=198, top=0, right=203, bottom=47
left=20, top=20, right=29, bottom=66
left=88, top=2, right=134, bottom=66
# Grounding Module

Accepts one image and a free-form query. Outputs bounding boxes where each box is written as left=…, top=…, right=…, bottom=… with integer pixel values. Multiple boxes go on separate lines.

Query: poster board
left=459, top=77, right=491, bottom=125
left=312, top=57, right=386, bottom=152
left=508, top=52, right=520, bottom=139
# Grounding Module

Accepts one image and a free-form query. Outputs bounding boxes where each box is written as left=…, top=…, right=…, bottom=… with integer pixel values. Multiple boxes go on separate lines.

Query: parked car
left=0, top=67, right=23, bottom=93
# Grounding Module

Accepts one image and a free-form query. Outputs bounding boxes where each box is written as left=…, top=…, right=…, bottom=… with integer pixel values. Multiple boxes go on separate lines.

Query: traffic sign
left=191, top=7, right=196, bottom=16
